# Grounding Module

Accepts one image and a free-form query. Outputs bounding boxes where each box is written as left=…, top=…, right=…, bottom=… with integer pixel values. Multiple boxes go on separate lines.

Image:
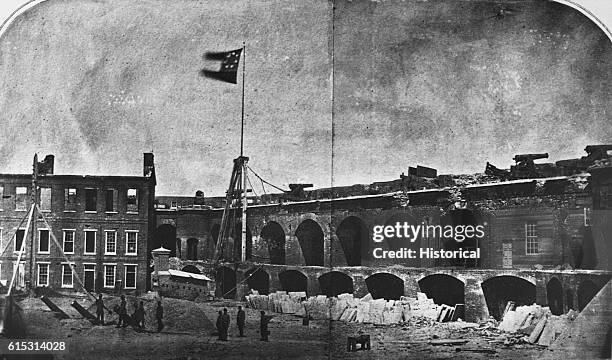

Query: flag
left=202, top=49, right=243, bottom=84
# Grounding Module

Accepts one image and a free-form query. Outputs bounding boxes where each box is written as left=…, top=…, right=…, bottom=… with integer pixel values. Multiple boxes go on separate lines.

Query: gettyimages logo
left=370, top=222, right=484, bottom=260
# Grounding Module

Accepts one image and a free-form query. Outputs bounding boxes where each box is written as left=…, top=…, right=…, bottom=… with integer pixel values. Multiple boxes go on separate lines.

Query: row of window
left=36, top=263, right=138, bottom=289
left=7, top=229, right=138, bottom=255
left=0, top=186, right=139, bottom=213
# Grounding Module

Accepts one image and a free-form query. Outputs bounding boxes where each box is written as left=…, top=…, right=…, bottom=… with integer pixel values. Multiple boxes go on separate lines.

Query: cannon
left=512, top=153, right=549, bottom=163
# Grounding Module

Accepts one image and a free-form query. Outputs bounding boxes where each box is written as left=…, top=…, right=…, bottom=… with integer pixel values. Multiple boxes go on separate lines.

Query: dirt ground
left=11, top=295, right=554, bottom=360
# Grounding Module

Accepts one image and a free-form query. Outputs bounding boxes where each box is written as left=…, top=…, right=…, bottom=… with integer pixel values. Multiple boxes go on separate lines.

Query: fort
left=151, top=146, right=612, bottom=323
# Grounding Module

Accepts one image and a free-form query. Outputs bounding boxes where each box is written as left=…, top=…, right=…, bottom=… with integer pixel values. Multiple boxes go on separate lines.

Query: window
left=40, top=187, right=51, bottom=211
left=125, top=264, right=137, bottom=289
left=125, top=231, right=138, bottom=255
left=37, top=263, right=49, bottom=286
left=525, top=222, right=539, bottom=255
left=63, top=230, right=75, bottom=254
left=105, top=231, right=116, bottom=255
left=14, top=229, right=25, bottom=253
left=15, top=187, right=27, bottom=211
left=84, top=230, right=96, bottom=255
left=85, top=188, right=97, bottom=212
left=105, top=189, right=118, bottom=212
left=62, top=263, right=73, bottom=288
left=38, top=229, right=50, bottom=253
left=64, top=188, right=77, bottom=211
left=127, top=188, right=138, bottom=213
left=104, top=264, right=116, bottom=288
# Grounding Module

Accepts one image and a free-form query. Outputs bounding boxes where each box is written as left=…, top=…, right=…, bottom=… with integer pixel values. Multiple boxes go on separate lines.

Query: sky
left=0, top=0, right=609, bottom=196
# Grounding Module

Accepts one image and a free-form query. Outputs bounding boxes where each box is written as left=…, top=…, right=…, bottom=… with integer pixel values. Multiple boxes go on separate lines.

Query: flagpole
left=240, top=42, right=248, bottom=263
left=240, top=43, right=246, bottom=157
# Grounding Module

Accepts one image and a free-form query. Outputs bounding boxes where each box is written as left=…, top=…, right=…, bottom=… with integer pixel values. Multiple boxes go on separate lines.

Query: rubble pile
left=496, top=303, right=579, bottom=346
left=246, top=291, right=466, bottom=325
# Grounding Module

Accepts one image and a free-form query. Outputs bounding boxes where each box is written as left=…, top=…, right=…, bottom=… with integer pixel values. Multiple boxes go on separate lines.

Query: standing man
left=156, top=300, right=164, bottom=332
left=221, top=308, right=230, bottom=341
left=216, top=310, right=223, bottom=340
left=236, top=306, right=246, bottom=337
left=137, top=301, right=146, bottom=330
left=259, top=311, right=273, bottom=342
left=116, top=295, right=127, bottom=328
left=95, top=294, right=105, bottom=325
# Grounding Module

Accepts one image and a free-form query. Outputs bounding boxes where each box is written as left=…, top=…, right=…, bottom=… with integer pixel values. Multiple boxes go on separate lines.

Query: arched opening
left=418, top=274, right=465, bottom=307
left=279, top=270, right=308, bottom=294
left=365, top=273, right=404, bottom=300
left=566, top=288, right=574, bottom=310
left=546, top=277, right=564, bottom=315
left=578, top=280, right=601, bottom=311
left=187, top=238, right=199, bottom=261
left=181, top=265, right=201, bottom=274
left=318, top=272, right=354, bottom=297
left=482, top=276, right=536, bottom=320
left=152, top=224, right=177, bottom=257
left=232, top=223, right=252, bottom=261
left=336, top=216, right=368, bottom=266
left=216, top=266, right=237, bottom=299
left=383, top=213, right=420, bottom=267
left=245, top=268, right=270, bottom=295
left=440, top=209, right=480, bottom=267
left=260, top=222, right=286, bottom=265
left=295, top=219, right=324, bottom=266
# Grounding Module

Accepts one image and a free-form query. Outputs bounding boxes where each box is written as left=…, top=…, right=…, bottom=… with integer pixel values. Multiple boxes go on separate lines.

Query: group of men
left=94, top=294, right=165, bottom=332
left=216, top=306, right=274, bottom=341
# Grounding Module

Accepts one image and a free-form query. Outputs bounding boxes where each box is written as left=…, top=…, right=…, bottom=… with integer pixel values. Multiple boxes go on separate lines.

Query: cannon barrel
left=585, top=145, right=612, bottom=155
left=513, top=153, right=549, bottom=162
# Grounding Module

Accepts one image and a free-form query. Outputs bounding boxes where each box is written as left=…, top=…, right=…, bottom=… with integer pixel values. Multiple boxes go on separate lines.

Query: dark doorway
left=418, top=274, right=464, bottom=306
left=260, top=222, right=286, bottom=264
left=578, top=280, right=601, bottom=311
left=216, top=266, right=236, bottom=299
left=182, top=265, right=201, bottom=274
left=152, top=224, right=177, bottom=257
left=295, top=219, right=325, bottom=266
left=318, top=272, right=354, bottom=297
left=187, top=238, right=199, bottom=261
left=365, top=273, right=404, bottom=300
left=547, top=277, right=564, bottom=315
left=279, top=270, right=308, bottom=294
left=246, top=268, right=270, bottom=295
left=336, top=216, right=368, bottom=266
left=482, top=276, right=536, bottom=320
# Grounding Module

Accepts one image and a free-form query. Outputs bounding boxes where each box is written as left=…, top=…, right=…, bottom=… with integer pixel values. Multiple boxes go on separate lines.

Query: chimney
left=144, top=153, right=155, bottom=177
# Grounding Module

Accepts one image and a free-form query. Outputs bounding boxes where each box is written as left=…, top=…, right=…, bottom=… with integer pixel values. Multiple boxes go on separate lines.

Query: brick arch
left=245, top=267, right=270, bottom=295
left=318, top=271, right=354, bottom=296
left=415, top=271, right=467, bottom=284
left=295, top=219, right=325, bottom=266
left=482, top=275, right=536, bottom=320
left=260, top=221, right=286, bottom=265
left=481, top=273, right=536, bottom=285
left=279, top=270, right=308, bottom=294
left=380, top=211, right=420, bottom=267
left=335, top=216, right=368, bottom=266
left=418, top=274, right=465, bottom=309
left=365, top=272, right=404, bottom=300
